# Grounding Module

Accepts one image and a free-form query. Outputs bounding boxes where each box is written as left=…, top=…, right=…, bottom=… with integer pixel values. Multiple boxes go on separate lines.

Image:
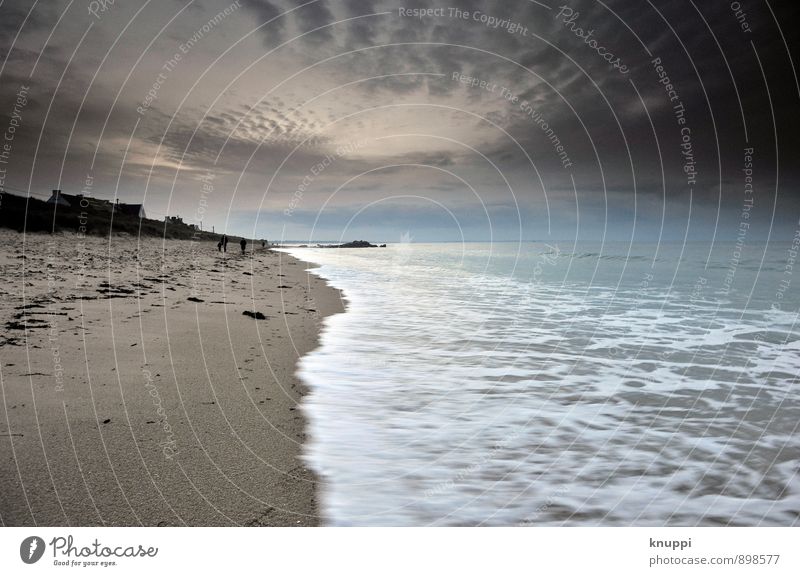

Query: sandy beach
left=0, top=229, right=343, bottom=526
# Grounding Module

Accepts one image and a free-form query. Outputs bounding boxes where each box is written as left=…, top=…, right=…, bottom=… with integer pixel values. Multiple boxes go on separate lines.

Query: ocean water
left=282, top=241, right=800, bottom=526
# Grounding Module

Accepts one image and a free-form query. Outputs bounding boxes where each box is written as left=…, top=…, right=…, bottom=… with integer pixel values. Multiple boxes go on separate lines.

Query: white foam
left=282, top=243, right=800, bottom=526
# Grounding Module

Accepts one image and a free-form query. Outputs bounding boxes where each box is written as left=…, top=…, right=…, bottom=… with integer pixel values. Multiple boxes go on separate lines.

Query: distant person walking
left=217, top=238, right=223, bottom=252
left=222, top=235, right=228, bottom=253
left=240, top=238, right=247, bottom=254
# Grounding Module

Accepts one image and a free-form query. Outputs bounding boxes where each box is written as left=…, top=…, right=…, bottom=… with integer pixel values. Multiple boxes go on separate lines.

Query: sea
left=281, top=241, right=800, bottom=526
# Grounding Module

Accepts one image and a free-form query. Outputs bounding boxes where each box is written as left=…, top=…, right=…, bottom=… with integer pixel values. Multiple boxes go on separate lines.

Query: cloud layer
left=0, top=0, right=797, bottom=241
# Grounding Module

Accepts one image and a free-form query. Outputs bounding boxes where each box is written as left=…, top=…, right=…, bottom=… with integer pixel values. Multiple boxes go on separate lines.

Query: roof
left=46, top=190, right=113, bottom=208
left=47, top=191, right=71, bottom=206
left=115, top=203, right=146, bottom=218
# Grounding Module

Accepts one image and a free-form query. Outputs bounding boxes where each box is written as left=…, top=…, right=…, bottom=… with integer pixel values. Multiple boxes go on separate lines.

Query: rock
left=242, top=311, right=266, bottom=320
left=323, top=240, right=378, bottom=248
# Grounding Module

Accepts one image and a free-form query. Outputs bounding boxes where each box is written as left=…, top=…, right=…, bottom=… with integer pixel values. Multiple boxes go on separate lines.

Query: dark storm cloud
left=429, top=0, right=800, bottom=212
left=0, top=0, right=58, bottom=50
left=288, top=0, right=336, bottom=44
left=243, top=0, right=286, bottom=46
left=0, top=0, right=797, bottom=240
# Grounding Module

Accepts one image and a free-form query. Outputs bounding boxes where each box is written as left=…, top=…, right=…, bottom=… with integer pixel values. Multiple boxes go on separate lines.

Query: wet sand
left=0, top=230, right=343, bottom=526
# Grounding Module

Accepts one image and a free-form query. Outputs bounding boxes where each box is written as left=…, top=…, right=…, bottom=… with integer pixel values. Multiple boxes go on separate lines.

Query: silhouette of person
left=217, top=239, right=222, bottom=252
left=222, top=235, right=228, bottom=252
left=240, top=238, right=247, bottom=254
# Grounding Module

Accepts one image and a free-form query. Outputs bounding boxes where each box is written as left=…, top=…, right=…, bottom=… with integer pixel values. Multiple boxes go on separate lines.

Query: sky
left=0, top=0, right=798, bottom=242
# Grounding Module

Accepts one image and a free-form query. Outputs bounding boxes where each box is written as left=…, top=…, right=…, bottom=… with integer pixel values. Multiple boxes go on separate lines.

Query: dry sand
left=0, top=229, right=343, bottom=526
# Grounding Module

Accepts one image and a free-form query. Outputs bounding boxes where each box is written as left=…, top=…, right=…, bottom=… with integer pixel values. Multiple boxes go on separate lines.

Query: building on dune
left=46, top=190, right=146, bottom=219
left=114, top=201, right=146, bottom=219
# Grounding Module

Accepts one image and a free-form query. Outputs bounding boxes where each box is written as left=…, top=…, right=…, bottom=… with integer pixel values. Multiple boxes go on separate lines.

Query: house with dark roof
left=46, top=189, right=71, bottom=206
left=46, top=190, right=146, bottom=218
left=46, top=190, right=115, bottom=212
left=115, top=202, right=146, bottom=219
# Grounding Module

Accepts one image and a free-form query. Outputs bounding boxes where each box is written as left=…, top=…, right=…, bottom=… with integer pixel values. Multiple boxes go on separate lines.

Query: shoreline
left=0, top=230, right=343, bottom=526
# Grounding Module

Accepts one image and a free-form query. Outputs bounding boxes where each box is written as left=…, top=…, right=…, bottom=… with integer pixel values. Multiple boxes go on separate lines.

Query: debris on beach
left=242, top=310, right=266, bottom=320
